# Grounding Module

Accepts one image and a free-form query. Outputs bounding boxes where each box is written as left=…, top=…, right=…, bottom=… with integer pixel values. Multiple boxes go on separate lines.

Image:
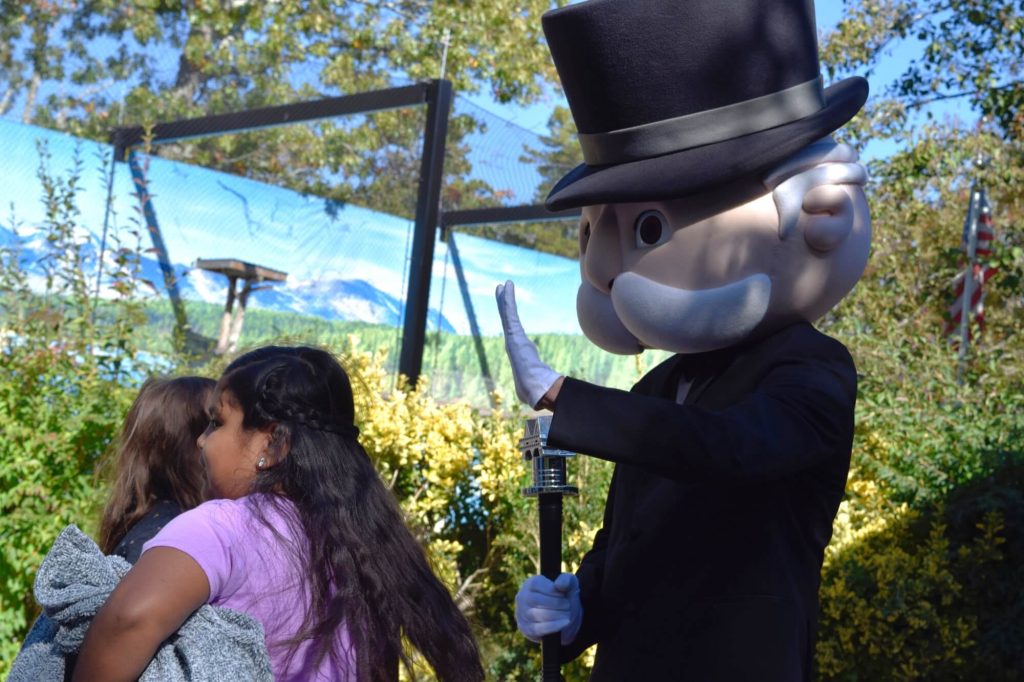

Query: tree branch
left=902, top=79, right=1023, bottom=110
left=0, top=87, right=15, bottom=117
left=453, top=567, right=485, bottom=614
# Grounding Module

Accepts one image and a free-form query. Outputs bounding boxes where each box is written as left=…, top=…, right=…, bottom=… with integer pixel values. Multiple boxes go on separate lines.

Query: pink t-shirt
left=142, top=495, right=357, bottom=681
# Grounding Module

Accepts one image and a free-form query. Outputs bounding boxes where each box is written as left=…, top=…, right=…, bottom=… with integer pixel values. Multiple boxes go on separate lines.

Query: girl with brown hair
left=98, top=375, right=215, bottom=563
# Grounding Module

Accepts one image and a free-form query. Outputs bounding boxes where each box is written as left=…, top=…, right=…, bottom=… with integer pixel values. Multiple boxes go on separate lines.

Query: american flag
left=945, top=188, right=996, bottom=338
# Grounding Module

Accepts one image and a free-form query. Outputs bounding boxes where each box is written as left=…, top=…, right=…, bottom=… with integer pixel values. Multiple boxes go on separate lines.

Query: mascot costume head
left=544, top=0, right=871, bottom=357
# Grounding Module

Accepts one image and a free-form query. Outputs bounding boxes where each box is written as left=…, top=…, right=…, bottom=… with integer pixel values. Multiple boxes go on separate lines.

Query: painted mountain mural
left=0, top=117, right=581, bottom=338
left=0, top=223, right=456, bottom=334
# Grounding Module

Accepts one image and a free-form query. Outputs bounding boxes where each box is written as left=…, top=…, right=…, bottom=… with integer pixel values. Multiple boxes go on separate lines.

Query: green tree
left=820, top=0, right=1024, bottom=144
left=3, top=0, right=567, bottom=218
left=521, top=105, right=581, bottom=203
left=464, top=106, right=582, bottom=258
left=808, top=2, right=1024, bottom=678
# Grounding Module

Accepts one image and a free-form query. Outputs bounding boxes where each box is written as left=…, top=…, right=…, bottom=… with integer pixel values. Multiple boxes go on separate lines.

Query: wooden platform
left=194, top=258, right=287, bottom=283
left=194, top=257, right=288, bottom=354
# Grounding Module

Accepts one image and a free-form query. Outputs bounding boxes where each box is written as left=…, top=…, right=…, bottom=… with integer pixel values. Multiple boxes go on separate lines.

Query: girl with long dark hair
left=99, top=376, right=214, bottom=562
left=75, top=346, right=483, bottom=681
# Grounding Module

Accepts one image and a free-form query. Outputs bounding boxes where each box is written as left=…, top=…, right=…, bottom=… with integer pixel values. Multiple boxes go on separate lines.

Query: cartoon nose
left=582, top=207, right=622, bottom=295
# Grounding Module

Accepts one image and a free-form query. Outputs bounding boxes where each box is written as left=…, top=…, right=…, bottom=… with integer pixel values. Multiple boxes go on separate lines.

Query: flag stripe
left=946, top=188, right=996, bottom=340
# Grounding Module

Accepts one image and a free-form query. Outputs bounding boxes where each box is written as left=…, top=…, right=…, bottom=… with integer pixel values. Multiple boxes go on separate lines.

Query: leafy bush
left=0, top=144, right=143, bottom=674
left=817, top=455, right=1024, bottom=681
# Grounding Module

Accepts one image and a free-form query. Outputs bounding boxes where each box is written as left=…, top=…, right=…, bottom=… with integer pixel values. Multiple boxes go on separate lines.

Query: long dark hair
left=99, top=376, right=214, bottom=554
left=220, top=346, right=483, bottom=682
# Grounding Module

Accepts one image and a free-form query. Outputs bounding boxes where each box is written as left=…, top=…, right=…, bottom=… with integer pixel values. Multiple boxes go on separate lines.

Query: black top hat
left=542, top=0, right=868, bottom=210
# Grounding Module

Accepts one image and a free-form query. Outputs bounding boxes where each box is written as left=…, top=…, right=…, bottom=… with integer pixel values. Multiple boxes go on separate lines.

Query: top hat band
left=577, top=76, right=825, bottom=166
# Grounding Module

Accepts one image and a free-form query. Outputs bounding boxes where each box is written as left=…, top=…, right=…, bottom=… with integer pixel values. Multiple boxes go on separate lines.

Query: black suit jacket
left=548, top=322, right=856, bottom=681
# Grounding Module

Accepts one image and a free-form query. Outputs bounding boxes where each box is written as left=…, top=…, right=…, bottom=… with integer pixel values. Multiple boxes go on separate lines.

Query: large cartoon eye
left=634, top=210, right=671, bottom=249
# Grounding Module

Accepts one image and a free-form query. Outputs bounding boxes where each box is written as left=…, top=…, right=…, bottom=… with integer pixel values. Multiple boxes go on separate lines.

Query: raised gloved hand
left=495, top=280, right=561, bottom=409
left=515, top=573, right=583, bottom=645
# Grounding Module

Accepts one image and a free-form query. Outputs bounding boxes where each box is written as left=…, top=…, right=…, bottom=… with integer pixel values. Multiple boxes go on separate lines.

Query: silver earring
left=257, top=456, right=267, bottom=470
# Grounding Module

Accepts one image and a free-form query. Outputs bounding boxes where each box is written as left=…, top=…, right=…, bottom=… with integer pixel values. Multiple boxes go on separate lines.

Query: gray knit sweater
left=9, top=524, right=273, bottom=681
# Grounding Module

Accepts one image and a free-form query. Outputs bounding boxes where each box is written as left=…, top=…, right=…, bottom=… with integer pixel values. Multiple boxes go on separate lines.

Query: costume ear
left=767, top=151, right=866, bottom=242
left=801, top=184, right=855, bottom=253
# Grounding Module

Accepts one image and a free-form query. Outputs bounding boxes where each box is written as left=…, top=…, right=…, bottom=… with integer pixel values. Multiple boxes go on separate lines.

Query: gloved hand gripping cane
left=497, top=281, right=582, bottom=682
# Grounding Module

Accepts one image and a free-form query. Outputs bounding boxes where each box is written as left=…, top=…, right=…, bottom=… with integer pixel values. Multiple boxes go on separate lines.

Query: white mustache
left=611, top=272, right=771, bottom=353
left=576, top=281, right=643, bottom=354
left=576, top=272, right=771, bottom=355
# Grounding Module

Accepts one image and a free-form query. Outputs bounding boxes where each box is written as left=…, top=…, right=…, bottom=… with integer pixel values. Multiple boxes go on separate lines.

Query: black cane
left=520, top=416, right=577, bottom=682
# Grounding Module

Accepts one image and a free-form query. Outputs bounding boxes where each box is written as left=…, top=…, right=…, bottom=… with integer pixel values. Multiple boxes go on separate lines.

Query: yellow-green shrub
left=817, top=455, right=1023, bottom=681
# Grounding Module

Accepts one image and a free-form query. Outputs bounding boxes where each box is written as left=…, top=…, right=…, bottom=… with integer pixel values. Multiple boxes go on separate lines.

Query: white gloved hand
left=495, top=280, right=561, bottom=409
left=515, top=573, right=583, bottom=645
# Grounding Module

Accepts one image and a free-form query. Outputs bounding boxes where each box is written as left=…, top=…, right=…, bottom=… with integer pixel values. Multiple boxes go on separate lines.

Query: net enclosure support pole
left=126, top=148, right=189, bottom=350
left=446, top=229, right=498, bottom=406
left=399, top=79, right=452, bottom=384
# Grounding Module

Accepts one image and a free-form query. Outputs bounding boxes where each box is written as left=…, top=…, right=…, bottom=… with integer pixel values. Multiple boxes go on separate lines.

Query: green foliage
left=3, top=0, right=567, bottom=220
left=824, top=121, right=1024, bottom=505
left=817, top=455, right=1024, bottom=680
left=820, top=0, right=1024, bottom=144
left=0, top=144, right=143, bottom=675
left=810, top=5, right=1024, bottom=676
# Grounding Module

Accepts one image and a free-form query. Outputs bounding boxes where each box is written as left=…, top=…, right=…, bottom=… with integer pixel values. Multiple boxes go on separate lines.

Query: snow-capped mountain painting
left=181, top=266, right=457, bottom=334
left=0, top=118, right=582, bottom=337
left=0, top=222, right=457, bottom=334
